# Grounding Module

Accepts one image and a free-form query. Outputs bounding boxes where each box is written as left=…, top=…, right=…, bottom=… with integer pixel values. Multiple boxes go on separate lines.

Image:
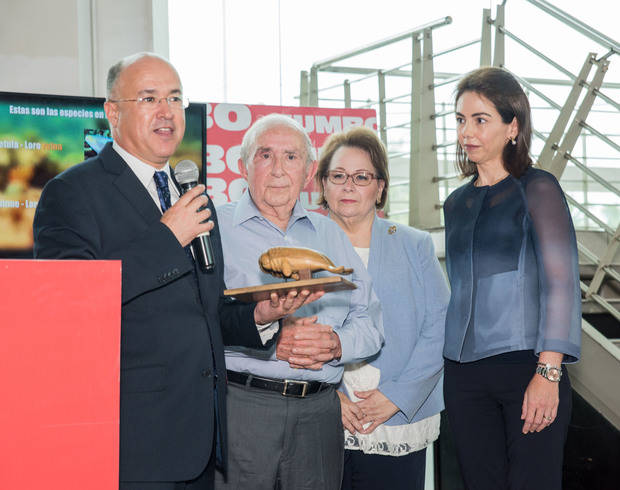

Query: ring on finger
left=544, top=416, right=553, bottom=422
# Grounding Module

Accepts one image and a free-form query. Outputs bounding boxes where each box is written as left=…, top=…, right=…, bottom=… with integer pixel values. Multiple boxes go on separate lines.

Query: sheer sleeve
left=524, top=171, right=581, bottom=362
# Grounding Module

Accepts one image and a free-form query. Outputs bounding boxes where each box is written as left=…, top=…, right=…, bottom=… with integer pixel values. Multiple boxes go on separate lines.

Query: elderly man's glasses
left=326, top=170, right=378, bottom=186
left=108, top=95, right=190, bottom=110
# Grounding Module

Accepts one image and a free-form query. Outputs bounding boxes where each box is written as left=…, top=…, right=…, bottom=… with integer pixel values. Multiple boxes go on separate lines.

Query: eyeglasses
left=326, top=170, right=378, bottom=186
left=108, top=95, right=189, bottom=110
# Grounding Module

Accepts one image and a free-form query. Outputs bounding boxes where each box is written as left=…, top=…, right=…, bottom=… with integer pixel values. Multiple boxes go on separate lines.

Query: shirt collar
left=232, top=190, right=315, bottom=232
left=113, top=141, right=172, bottom=188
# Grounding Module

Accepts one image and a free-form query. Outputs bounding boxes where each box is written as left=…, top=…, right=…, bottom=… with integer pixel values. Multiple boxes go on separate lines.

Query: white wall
left=0, top=0, right=169, bottom=97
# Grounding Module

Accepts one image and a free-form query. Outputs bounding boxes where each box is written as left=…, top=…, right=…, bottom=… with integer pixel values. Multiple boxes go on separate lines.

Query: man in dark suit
left=33, top=52, right=312, bottom=489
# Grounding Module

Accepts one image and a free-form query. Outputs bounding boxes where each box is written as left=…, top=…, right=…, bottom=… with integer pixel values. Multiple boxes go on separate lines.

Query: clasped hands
left=338, top=390, right=399, bottom=435
left=275, top=316, right=342, bottom=370
left=253, top=286, right=341, bottom=372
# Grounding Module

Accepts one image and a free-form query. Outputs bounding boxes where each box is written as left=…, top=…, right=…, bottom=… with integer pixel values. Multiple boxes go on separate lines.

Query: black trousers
left=341, top=447, right=427, bottom=490
left=119, top=455, right=215, bottom=490
left=444, top=359, right=571, bottom=490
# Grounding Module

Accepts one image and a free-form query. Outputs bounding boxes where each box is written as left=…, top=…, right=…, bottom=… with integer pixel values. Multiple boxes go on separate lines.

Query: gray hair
left=106, top=52, right=178, bottom=99
left=240, top=113, right=315, bottom=168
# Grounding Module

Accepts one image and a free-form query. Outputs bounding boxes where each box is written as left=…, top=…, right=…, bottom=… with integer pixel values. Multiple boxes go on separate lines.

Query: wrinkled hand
left=160, top=185, right=213, bottom=247
left=354, top=389, right=399, bottom=434
left=521, top=374, right=559, bottom=433
left=337, top=391, right=365, bottom=434
left=254, top=290, right=324, bottom=325
left=276, top=316, right=342, bottom=370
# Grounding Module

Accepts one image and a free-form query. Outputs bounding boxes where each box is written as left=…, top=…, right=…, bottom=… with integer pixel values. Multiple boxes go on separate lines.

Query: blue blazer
left=33, top=143, right=262, bottom=482
left=342, top=216, right=449, bottom=426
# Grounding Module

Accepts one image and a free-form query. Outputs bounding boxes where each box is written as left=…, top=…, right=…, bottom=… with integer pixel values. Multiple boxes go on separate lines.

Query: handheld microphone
left=173, top=159, right=215, bottom=272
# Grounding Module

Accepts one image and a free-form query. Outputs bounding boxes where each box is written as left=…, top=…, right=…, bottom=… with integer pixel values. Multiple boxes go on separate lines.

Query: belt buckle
left=282, top=379, right=308, bottom=397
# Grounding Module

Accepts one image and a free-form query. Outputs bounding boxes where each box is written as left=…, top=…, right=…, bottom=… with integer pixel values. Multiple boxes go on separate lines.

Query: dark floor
left=436, top=390, right=620, bottom=490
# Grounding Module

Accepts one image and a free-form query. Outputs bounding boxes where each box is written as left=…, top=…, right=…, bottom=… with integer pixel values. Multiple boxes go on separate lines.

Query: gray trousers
left=214, top=381, right=343, bottom=490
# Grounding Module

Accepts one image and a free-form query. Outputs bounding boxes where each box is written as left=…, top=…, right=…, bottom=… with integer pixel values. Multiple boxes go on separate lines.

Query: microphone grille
left=173, top=159, right=200, bottom=185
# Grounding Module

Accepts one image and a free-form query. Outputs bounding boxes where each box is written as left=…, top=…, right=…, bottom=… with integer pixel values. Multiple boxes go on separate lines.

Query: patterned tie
left=153, top=171, right=172, bottom=213
left=153, top=170, right=196, bottom=267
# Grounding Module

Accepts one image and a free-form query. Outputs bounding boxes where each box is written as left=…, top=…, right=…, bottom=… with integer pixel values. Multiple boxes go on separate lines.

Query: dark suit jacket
left=33, top=143, right=263, bottom=482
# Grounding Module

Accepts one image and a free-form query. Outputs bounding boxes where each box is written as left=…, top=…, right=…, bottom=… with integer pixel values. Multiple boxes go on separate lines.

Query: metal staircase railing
left=299, top=0, right=620, bottom=327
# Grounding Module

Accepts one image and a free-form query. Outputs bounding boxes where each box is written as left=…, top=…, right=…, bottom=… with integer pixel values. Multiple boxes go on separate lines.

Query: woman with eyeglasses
left=316, top=126, right=450, bottom=490
left=443, top=67, right=581, bottom=489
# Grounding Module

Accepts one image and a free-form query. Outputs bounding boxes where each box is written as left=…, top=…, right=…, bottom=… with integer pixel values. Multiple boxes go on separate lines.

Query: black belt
left=226, top=370, right=334, bottom=398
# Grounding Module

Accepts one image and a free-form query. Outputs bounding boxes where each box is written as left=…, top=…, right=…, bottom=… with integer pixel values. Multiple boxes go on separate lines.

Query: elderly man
left=215, top=114, right=384, bottom=490
left=33, top=54, right=310, bottom=489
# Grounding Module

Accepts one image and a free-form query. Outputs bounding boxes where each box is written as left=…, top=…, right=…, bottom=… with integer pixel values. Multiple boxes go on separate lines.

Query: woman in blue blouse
left=443, top=67, right=581, bottom=490
left=316, top=127, right=450, bottom=490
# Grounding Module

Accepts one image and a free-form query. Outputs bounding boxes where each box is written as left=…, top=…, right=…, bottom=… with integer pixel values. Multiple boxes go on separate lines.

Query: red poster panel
left=205, top=104, right=377, bottom=211
left=0, top=260, right=121, bottom=490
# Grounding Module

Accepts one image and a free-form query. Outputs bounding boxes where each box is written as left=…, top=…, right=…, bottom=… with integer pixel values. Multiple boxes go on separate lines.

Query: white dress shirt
left=113, top=141, right=179, bottom=212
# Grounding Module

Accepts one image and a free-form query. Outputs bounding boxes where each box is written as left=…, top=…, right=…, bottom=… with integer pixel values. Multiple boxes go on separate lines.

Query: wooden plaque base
left=223, top=276, right=356, bottom=303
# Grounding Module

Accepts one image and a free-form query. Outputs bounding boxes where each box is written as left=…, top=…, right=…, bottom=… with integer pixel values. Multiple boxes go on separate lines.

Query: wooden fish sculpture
left=259, top=247, right=353, bottom=280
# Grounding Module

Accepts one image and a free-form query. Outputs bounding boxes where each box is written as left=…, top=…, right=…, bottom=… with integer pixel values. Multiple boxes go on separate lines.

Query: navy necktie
left=154, top=171, right=195, bottom=264
left=153, top=171, right=172, bottom=213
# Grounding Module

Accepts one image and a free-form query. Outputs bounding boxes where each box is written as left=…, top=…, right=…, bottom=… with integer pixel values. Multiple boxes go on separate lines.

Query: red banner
left=0, top=260, right=121, bottom=490
left=205, top=103, right=377, bottom=210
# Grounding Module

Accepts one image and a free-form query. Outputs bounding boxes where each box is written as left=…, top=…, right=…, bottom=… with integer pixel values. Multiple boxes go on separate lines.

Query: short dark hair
left=316, top=126, right=389, bottom=209
left=454, top=67, right=533, bottom=178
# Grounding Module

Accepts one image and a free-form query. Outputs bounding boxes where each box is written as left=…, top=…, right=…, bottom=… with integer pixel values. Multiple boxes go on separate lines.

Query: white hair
left=240, top=113, right=315, bottom=167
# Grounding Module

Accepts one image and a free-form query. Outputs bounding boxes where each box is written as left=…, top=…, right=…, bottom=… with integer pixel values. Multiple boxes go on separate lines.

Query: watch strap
left=535, top=363, right=562, bottom=382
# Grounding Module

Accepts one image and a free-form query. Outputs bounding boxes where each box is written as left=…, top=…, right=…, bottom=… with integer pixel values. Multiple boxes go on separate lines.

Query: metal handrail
left=592, top=88, right=620, bottom=112
left=560, top=151, right=620, bottom=198
left=580, top=122, right=620, bottom=154
left=386, top=122, right=411, bottom=130
left=432, top=108, right=454, bottom=119
left=390, top=180, right=410, bottom=188
left=383, top=93, right=411, bottom=104
left=432, top=174, right=460, bottom=183
left=430, top=74, right=461, bottom=89
left=433, top=141, right=456, bottom=150
left=525, top=0, right=619, bottom=55
left=532, top=128, right=547, bottom=142
left=507, top=70, right=562, bottom=110
left=387, top=151, right=410, bottom=159
left=498, top=26, right=577, bottom=81
left=565, top=193, right=615, bottom=236
left=383, top=61, right=415, bottom=76
left=576, top=243, right=620, bottom=286
left=584, top=289, right=620, bottom=322
left=305, top=3, right=618, bottom=247
left=432, top=39, right=480, bottom=58
left=312, top=17, right=452, bottom=70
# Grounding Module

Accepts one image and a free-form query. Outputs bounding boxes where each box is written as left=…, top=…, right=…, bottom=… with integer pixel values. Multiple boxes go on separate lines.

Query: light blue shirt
left=217, top=191, right=384, bottom=384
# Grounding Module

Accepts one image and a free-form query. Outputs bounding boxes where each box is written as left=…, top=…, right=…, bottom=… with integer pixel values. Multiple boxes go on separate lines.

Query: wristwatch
left=535, top=363, right=562, bottom=382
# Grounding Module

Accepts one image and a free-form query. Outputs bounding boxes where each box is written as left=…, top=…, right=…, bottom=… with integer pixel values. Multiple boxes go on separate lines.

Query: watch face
left=547, top=367, right=561, bottom=382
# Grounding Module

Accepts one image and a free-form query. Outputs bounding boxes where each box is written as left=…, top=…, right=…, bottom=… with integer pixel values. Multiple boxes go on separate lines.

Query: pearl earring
left=511, top=136, right=517, bottom=146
